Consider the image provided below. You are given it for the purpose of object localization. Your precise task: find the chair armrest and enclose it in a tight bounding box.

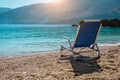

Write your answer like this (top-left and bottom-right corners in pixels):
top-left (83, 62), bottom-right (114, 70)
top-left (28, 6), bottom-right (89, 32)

top-left (63, 36), bottom-right (72, 49)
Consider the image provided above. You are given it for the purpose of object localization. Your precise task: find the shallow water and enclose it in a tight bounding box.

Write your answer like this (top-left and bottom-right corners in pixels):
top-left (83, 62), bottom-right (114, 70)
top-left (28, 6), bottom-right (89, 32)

top-left (0, 24), bottom-right (120, 56)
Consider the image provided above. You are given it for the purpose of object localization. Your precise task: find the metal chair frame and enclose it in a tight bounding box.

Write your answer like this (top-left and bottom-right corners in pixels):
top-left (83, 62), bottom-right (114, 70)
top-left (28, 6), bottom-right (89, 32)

top-left (60, 20), bottom-right (102, 61)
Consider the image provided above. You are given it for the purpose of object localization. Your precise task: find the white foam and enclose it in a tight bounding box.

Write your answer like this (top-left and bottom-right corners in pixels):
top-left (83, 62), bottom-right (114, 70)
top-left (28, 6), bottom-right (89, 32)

top-left (98, 43), bottom-right (120, 46)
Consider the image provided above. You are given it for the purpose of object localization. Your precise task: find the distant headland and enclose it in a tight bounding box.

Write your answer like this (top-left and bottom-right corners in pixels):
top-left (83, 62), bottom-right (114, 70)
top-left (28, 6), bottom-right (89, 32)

top-left (101, 19), bottom-right (120, 27)
top-left (74, 19), bottom-right (120, 27)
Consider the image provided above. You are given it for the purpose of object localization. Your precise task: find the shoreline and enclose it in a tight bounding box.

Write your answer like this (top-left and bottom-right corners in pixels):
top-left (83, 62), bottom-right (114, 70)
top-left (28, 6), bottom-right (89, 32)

top-left (0, 45), bottom-right (120, 59)
top-left (0, 46), bottom-right (120, 80)
top-left (0, 50), bottom-right (60, 59)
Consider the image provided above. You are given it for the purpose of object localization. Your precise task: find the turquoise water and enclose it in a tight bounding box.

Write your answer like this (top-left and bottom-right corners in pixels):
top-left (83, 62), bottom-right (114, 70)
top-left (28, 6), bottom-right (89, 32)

top-left (0, 24), bottom-right (120, 57)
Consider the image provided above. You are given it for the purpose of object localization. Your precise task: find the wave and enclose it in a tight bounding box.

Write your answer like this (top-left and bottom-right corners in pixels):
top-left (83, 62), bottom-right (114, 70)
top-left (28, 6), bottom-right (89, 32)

top-left (99, 43), bottom-right (120, 46)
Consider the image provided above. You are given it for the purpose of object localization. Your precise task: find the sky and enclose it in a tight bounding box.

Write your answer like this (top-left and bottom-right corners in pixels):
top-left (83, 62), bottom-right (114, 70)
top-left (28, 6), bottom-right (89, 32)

top-left (0, 0), bottom-right (56, 8)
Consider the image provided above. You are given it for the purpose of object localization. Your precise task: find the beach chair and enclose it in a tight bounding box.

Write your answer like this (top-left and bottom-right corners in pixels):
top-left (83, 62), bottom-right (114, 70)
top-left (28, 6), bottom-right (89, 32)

top-left (60, 20), bottom-right (102, 62)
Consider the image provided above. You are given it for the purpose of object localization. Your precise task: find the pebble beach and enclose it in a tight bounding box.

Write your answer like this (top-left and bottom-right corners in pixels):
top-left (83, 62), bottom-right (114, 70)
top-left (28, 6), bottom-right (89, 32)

top-left (0, 46), bottom-right (120, 80)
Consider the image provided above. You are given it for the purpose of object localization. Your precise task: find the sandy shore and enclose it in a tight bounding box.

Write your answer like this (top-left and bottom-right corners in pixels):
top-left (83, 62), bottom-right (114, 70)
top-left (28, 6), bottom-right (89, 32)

top-left (0, 46), bottom-right (120, 80)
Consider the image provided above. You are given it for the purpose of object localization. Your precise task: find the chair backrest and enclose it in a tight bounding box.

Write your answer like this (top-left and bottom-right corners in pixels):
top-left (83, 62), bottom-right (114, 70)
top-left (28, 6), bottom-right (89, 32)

top-left (73, 20), bottom-right (102, 48)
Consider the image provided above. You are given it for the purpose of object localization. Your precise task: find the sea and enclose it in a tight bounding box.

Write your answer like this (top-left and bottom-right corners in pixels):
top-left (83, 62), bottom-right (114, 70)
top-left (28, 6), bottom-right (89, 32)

top-left (0, 24), bottom-right (120, 57)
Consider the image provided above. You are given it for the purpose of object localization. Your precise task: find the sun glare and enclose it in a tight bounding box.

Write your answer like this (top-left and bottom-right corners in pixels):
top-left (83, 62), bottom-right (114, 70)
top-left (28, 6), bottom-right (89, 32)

top-left (45, 0), bottom-right (58, 3)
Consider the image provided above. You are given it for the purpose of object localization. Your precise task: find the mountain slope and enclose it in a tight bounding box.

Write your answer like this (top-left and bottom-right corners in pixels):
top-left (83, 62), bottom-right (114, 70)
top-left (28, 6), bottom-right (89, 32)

top-left (0, 0), bottom-right (120, 24)
top-left (0, 7), bottom-right (12, 14)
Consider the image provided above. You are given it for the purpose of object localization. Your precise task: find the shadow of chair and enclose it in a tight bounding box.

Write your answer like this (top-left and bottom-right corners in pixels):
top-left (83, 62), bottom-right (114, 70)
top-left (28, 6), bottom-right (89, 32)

top-left (59, 56), bottom-right (102, 76)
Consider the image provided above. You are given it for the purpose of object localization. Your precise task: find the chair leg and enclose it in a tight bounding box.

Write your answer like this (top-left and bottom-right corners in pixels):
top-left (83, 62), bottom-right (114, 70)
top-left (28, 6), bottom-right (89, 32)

top-left (71, 50), bottom-right (77, 60)
top-left (57, 46), bottom-right (64, 63)
top-left (75, 44), bottom-right (101, 62)
top-left (60, 46), bottom-right (64, 57)
top-left (95, 44), bottom-right (100, 58)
